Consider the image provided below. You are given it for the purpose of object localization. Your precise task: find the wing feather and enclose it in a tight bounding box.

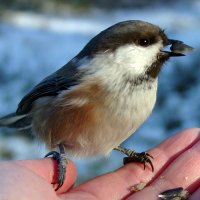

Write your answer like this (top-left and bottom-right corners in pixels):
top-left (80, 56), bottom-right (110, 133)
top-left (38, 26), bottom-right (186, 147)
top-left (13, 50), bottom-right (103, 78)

top-left (16, 61), bottom-right (82, 114)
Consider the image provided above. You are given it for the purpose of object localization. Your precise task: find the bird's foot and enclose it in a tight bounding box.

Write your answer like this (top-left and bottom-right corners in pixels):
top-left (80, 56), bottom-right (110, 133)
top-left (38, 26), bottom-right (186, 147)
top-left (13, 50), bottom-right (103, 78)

top-left (45, 143), bottom-right (68, 191)
top-left (158, 187), bottom-right (189, 200)
top-left (114, 146), bottom-right (154, 172)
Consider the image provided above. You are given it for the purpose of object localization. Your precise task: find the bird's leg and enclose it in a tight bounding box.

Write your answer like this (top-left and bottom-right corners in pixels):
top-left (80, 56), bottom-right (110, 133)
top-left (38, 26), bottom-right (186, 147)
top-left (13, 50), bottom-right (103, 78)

top-left (114, 146), bottom-right (154, 172)
top-left (114, 147), bottom-right (189, 199)
top-left (45, 143), bottom-right (68, 191)
top-left (158, 187), bottom-right (189, 200)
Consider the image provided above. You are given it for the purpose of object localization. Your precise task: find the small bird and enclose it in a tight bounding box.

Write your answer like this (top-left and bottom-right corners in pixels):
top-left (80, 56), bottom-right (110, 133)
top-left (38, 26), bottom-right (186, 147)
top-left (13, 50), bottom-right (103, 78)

top-left (0, 20), bottom-right (194, 194)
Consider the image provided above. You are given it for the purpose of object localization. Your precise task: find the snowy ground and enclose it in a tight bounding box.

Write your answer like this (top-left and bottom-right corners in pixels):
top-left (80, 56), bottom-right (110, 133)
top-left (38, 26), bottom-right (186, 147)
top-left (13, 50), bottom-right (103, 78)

top-left (0, 3), bottom-right (200, 181)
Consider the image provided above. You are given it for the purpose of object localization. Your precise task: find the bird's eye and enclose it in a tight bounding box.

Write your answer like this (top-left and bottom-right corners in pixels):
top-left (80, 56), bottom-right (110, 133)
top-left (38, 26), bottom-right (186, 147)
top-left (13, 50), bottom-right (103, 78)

top-left (139, 39), bottom-right (150, 47)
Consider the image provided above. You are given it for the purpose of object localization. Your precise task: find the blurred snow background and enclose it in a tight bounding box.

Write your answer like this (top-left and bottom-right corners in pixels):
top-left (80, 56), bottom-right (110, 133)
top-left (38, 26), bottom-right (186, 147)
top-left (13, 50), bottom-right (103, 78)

top-left (0, 0), bottom-right (200, 183)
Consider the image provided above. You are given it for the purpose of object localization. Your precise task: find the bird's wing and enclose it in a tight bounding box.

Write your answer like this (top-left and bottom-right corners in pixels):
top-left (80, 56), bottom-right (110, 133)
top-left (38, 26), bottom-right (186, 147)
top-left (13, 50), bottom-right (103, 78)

top-left (16, 62), bottom-right (82, 115)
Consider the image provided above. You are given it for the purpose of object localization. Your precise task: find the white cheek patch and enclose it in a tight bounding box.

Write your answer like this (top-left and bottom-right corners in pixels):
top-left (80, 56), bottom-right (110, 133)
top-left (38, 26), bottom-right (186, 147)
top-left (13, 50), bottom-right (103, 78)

top-left (77, 42), bottom-right (162, 93)
top-left (79, 42), bottom-right (162, 75)
top-left (113, 42), bottom-right (163, 75)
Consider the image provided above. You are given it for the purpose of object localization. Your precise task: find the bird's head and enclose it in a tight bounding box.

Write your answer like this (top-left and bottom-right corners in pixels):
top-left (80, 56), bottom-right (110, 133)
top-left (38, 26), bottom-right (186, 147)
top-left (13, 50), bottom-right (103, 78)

top-left (75, 20), bottom-right (194, 86)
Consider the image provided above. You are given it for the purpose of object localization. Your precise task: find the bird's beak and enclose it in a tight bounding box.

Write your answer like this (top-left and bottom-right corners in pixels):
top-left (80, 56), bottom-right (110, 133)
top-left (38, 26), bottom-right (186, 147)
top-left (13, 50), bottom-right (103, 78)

top-left (162, 39), bottom-right (195, 57)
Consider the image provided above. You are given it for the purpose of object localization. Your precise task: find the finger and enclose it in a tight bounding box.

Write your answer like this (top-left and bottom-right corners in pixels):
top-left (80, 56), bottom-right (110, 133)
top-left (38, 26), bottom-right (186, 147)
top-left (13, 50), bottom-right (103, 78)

top-left (127, 129), bottom-right (200, 200)
top-left (15, 158), bottom-right (77, 194)
top-left (63, 128), bottom-right (200, 200)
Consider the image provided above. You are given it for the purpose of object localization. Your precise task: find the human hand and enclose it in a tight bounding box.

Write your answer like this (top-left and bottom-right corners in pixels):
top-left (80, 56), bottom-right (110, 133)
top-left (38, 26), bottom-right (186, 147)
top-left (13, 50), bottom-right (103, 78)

top-left (0, 128), bottom-right (199, 200)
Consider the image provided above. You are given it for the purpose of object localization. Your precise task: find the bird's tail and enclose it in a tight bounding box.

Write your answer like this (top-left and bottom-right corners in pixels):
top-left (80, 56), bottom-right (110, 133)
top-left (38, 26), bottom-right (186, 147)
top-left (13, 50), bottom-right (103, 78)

top-left (0, 113), bottom-right (32, 130)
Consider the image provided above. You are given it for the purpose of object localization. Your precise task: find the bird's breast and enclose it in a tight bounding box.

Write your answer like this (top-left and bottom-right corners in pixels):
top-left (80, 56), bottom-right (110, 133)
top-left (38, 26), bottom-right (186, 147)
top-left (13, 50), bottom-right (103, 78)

top-left (105, 79), bottom-right (158, 136)
top-left (32, 78), bottom-right (157, 157)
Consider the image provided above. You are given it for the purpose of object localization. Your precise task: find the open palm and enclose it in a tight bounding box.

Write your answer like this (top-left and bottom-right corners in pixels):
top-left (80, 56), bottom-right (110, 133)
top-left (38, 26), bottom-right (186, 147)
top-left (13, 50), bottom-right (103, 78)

top-left (0, 128), bottom-right (199, 200)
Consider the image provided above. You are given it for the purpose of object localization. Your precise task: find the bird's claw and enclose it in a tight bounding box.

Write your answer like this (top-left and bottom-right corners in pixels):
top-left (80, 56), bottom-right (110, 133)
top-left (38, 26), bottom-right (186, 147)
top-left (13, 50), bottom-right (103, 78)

top-left (123, 151), bottom-right (154, 172)
top-left (45, 150), bottom-right (67, 191)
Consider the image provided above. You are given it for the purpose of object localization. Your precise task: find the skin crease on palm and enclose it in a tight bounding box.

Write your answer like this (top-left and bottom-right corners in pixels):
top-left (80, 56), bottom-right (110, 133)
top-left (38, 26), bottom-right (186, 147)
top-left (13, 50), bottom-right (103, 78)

top-left (0, 128), bottom-right (199, 200)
